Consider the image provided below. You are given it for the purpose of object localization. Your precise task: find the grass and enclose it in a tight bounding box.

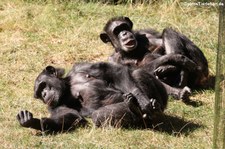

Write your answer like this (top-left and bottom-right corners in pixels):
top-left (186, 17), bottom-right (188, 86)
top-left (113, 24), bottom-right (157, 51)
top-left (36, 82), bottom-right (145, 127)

top-left (0, 0), bottom-right (219, 148)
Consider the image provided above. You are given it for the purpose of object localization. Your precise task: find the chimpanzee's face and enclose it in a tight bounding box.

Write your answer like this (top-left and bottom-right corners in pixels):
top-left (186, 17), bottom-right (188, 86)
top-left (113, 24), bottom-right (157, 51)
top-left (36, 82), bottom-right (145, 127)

top-left (112, 21), bottom-right (137, 52)
top-left (100, 17), bottom-right (137, 52)
top-left (34, 66), bottom-right (66, 108)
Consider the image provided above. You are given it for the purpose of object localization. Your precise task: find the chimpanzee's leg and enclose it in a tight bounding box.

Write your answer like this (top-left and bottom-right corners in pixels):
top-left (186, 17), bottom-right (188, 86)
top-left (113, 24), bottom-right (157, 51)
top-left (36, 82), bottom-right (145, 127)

top-left (91, 93), bottom-right (143, 128)
top-left (131, 68), bottom-right (168, 113)
top-left (161, 82), bottom-right (191, 101)
top-left (162, 28), bottom-right (209, 86)
top-left (162, 28), bottom-right (185, 55)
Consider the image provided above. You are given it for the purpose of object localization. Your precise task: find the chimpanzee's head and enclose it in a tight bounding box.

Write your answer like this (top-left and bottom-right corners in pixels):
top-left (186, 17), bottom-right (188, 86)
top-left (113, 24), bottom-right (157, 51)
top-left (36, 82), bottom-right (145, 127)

top-left (34, 66), bottom-right (66, 108)
top-left (100, 16), bottom-right (137, 52)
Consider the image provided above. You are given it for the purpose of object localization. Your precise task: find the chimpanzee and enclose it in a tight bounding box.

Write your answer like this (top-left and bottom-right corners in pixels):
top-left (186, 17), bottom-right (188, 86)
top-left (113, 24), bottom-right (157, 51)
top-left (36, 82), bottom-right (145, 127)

top-left (17, 62), bottom-right (168, 132)
top-left (100, 16), bottom-right (209, 90)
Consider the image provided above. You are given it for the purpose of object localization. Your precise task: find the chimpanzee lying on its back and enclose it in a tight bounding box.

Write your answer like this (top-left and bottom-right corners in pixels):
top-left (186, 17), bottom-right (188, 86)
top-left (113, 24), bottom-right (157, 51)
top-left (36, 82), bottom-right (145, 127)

top-left (17, 62), bottom-right (168, 132)
top-left (100, 16), bottom-right (209, 94)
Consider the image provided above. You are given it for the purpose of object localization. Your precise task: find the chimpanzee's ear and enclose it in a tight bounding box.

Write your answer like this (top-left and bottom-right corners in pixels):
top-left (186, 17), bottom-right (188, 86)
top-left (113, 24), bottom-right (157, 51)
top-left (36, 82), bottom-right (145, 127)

top-left (124, 17), bottom-right (133, 29)
top-left (45, 66), bottom-right (56, 75)
top-left (55, 68), bottom-right (65, 78)
top-left (100, 32), bottom-right (111, 43)
top-left (45, 66), bottom-right (65, 78)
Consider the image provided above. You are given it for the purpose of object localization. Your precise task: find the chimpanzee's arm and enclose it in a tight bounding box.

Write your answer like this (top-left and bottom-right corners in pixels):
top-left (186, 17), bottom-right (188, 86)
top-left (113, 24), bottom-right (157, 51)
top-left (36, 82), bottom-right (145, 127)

top-left (16, 107), bottom-right (87, 132)
top-left (144, 54), bottom-right (197, 73)
top-left (154, 65), bottom-right (178, 77)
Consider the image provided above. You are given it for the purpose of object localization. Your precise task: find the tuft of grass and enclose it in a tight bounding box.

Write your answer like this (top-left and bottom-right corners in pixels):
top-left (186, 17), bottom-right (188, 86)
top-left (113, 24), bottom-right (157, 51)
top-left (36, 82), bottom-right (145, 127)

top-left (0, 0), bottom-right (218, 148)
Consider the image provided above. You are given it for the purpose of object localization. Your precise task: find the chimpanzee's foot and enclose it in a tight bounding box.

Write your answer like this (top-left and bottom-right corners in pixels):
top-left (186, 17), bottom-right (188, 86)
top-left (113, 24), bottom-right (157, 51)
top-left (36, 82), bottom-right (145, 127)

top-left (149, 98), bottom-right (161, 111)
top-left (123, 93), bottom-right (161, 120)
top-left (142, 98), bottom-right (161, 120)
top-left (179, 86), bottom-right (191, 101)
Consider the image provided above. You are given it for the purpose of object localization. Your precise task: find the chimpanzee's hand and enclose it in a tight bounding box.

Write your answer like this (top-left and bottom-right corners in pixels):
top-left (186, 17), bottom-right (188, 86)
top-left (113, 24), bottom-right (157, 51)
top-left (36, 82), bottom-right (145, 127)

top-left (16, 110), bottom-right (35, 128)
top-left (154, 65), bottom-right (177, 77)
top-left (123, 93), bottom-right (136, 103)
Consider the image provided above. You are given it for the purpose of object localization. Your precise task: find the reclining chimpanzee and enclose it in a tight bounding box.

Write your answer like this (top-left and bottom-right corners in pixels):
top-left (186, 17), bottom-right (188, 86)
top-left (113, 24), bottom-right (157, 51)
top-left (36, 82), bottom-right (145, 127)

top-left (100, 16), bottom-right (209, 93)
top-left (17, 62), bottom-right (168, 132)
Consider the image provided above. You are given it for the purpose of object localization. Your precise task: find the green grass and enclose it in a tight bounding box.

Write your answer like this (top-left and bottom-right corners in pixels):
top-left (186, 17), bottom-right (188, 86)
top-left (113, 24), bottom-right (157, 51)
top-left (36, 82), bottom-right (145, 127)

top-left (0, 0), bottom-right (218, 148)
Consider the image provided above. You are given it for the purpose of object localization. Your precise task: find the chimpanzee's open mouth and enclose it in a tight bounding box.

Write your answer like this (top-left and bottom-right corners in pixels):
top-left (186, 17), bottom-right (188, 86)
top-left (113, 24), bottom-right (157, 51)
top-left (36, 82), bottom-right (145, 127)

top-left (46, 96), bottom-right (56, 107)
top-left (125, 39), bottom-right (136, 47)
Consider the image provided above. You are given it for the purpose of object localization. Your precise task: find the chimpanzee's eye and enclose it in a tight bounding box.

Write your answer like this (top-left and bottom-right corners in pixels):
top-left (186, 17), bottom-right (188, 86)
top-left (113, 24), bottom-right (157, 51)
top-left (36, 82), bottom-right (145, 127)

top-left (36, 82), bottom-right (47, 98)
top-left (113, 24), bottom-right (131, 36)
top-left (113, 27), bottom-right (120, 36)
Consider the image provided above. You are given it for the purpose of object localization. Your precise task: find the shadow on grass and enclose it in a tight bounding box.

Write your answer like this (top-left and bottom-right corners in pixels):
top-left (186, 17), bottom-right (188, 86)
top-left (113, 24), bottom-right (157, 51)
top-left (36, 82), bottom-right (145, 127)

top-left (183, 98), bottom-right (203, 107)
top-left (193, 75), bottom-right (216, 91)
top-left (152, 114), bottom-right (204, 137)
top-left (202, 75), bottom-right (216, 90)
top-left (33, 115), bottom-right (203, 137)
top-left (182, 75), bottom-right (217, 107)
